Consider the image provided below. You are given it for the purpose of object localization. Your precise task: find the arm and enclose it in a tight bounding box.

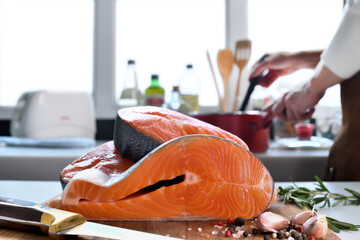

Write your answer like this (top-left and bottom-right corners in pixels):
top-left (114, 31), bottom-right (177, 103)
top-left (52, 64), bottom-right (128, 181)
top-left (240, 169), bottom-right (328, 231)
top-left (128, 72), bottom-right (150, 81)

top-left (260, 0), bottom-right (360, 123)
top-left (263, 61), bottom-right (343, 122)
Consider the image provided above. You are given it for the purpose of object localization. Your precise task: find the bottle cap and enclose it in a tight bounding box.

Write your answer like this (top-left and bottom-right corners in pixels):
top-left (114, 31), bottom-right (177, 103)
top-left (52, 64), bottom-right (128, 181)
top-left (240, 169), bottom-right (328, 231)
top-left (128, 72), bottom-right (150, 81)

top-left (151, 74), bottom-right (159, 80)
top-left (186, 64), bottom-right (193, 69)
top-left (128, 60), bottom-right (135, 65)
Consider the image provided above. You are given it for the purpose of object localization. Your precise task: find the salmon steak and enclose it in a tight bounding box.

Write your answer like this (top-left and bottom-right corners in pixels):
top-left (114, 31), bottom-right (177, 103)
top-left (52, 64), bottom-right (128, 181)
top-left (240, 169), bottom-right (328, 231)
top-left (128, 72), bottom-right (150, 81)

top-left (114, 106), bottom-right (248, 162)
top-left (60, 107), bottom-right (249, 187)
top-left (48, 135), bottom-right (274, 220)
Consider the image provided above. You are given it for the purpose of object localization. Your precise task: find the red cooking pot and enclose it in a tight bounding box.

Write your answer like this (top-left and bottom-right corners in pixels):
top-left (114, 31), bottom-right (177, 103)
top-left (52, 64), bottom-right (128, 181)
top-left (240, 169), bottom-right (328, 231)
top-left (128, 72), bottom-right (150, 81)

top-left (193, 111), bottom-right (270, 153)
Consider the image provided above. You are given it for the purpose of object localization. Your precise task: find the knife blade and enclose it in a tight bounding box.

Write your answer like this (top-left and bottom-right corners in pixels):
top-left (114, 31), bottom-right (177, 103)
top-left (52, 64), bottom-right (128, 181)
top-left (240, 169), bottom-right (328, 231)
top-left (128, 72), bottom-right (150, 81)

top-left (0, 196), bottom-right (181, 240)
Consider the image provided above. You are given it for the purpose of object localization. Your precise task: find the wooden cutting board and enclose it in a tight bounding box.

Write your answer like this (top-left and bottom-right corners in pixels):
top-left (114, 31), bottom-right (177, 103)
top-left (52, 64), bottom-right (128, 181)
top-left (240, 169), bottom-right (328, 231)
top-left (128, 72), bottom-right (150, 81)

top-left (0, 200), bottom-right (340, 240)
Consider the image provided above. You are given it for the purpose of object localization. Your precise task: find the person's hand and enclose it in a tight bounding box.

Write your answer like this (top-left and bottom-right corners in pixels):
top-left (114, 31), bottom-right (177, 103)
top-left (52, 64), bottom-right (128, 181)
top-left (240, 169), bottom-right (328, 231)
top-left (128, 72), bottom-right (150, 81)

top-left (262, 81), bottom-right (325, 124)
top-left (249, 51), bottom-right (322, 87)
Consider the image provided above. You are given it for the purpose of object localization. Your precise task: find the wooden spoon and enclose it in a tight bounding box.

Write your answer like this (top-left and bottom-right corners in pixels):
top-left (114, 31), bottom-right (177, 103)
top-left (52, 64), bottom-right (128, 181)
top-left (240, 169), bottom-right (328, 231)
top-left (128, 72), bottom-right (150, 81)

top-left (217, 49), bottom-right (234, 112)
top-left (233, 40), bottom-right (251, 112)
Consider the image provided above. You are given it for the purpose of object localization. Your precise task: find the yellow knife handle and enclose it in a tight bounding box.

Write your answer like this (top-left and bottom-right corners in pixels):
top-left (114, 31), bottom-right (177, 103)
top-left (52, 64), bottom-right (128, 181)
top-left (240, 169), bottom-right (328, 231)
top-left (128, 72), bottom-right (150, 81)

top-left (0, 196), bottom-right (86, 239)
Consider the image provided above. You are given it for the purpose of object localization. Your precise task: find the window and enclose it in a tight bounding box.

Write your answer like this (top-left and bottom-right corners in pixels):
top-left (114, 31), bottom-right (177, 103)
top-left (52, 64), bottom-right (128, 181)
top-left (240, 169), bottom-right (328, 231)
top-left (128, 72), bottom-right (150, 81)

top-left (116, 0), bottom-right (226, 107)
top-left (0, 0), bottom-right (345, 120)
top-left (248, 0), bottom-right (343, 107)
top-left (0, 0), bottom-right (94, 107)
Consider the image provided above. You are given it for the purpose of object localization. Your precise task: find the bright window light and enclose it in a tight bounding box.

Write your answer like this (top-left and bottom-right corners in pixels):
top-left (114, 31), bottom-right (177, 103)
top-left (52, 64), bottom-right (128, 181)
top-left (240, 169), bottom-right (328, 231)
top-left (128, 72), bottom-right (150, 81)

top-left (116, 0), bottom-right (225, 107)
top-left (248, 0), bottom-right (343, 107)
top-left (0, 0), bottom-right (94, 106)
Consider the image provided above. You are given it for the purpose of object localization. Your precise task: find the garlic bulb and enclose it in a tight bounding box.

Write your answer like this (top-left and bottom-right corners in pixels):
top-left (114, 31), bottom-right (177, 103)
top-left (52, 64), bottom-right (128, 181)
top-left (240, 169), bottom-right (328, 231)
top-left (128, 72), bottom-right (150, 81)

top-left (303, 214), bottom-right (328, 238)
top-left (256, 212), bottom-right (289, 233)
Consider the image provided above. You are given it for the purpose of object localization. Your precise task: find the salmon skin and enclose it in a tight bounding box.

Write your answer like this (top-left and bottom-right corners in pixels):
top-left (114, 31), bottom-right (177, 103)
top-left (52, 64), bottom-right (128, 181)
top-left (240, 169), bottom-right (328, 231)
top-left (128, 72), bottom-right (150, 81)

top-left (114, 106), bottom-right (248, 162)
top-left (49, 135), bottom-right (274, 220)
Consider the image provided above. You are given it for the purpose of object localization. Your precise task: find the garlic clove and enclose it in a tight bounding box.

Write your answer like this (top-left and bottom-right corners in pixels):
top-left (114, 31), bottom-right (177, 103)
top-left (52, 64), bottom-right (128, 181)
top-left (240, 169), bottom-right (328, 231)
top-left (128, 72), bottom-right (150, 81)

top-left (256, 212), bottom-right (289, 233)
top-left (292, 210), bottom-right (317, 225)
top-left (303, 214), bottom-right (328, 238)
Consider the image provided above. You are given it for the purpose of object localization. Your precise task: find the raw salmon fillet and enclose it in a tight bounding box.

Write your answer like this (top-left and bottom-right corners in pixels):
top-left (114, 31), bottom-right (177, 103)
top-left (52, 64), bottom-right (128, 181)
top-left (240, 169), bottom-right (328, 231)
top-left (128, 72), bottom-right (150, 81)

top-left (49, 135), bottom-right (274, 220)
top-left (60, 141), bottom-right (134, 188)
top-left (114, 106), bottom-right (248, 162)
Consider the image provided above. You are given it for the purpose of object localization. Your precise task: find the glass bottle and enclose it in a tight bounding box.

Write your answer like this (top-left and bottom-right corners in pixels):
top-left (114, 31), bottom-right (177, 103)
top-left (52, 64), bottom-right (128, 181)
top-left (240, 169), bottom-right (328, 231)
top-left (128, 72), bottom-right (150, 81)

top-left (179, 64), bottom-right (201, 114)
top-left (118, 60), bottom-right (143, 109)
top-left (145, 74), bottom-right (165, 107)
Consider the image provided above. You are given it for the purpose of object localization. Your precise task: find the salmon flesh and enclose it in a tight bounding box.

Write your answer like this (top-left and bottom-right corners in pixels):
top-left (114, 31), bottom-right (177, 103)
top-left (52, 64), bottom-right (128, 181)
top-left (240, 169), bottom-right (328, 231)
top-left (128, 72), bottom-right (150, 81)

top-left (49, 135), bottom-right (274, 220)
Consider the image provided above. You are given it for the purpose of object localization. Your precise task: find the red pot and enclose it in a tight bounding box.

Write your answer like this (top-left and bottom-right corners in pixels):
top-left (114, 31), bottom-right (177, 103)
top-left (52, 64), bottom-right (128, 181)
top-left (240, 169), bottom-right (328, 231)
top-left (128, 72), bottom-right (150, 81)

top-left (193, 111), bottom-right (270, 153)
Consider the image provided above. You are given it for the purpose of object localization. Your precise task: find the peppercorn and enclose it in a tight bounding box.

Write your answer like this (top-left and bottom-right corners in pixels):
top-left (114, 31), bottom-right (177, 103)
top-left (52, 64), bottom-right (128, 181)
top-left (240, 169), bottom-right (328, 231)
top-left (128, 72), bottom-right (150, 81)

top-left (264, 235), bottom-right (271, 240)
top-left (225, 229), bottom-right (231, 237)
top-left (243, 231), bottom-right (249, 237)
top-left (217, 220), bottom-right (224, 226)
top-left (252, 228), bottom-right (259, 235)
top-left (298, 225), bottom-right (304, 232)
top-left (271, 232), bottom-right (277, 238)
top-left (285, 231), bottom-right (290, 237)
top-left (308, 236), bottom-right (315, 240)
top-left (228, 225), bottom-right (236, 233)
top-left (295, 235), bottom-right (303, 240)
top-left (276, 232), bottom-right (281, 238)
top-left (227, 218), bottom-right (234, 225)
top-left (233, 217), bottom-right (245, 226)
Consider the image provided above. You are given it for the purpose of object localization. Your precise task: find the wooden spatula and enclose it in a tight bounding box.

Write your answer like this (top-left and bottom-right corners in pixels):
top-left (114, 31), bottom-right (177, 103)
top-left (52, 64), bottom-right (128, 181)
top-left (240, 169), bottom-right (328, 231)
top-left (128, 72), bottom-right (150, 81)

top-left (233, 40), bottom-right (251, 112)
top-left (217, 49), bottom-right (234, 112)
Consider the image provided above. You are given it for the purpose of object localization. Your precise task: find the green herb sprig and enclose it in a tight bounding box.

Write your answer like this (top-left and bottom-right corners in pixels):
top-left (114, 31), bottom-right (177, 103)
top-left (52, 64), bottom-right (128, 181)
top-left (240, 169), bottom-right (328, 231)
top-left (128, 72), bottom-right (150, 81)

top-left (277, 176), bottom-right (360, 233)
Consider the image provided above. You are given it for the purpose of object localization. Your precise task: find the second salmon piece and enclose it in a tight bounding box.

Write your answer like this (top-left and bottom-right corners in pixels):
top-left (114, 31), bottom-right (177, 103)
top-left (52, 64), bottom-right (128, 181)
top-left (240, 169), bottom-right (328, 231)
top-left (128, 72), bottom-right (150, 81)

top-left (114, 106), bottom-right (249, 162)
top-left (48, 135), bottom-right (274, 220)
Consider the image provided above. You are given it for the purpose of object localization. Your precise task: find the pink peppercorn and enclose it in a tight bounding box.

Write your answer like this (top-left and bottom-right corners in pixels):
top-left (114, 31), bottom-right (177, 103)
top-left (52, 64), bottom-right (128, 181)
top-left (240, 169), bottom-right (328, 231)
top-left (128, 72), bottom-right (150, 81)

top-left (225, 230), bottom-right (231, 237)
top-left (217, 220), bottom-right (224, 226)
top-left (227, 218), bottom-right (234, 225)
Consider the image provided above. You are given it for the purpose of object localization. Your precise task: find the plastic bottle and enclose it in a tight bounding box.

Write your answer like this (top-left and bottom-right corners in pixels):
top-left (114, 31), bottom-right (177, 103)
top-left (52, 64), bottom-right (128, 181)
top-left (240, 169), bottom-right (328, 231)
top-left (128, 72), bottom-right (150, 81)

top-left (179, 64), bottom-right (201, 114)
top-left (145, 74), bottom-right (165, 107)
top-left (168, 86), bottom-right (181, 111)
top-left (118, 60), bottom-right (143, 109)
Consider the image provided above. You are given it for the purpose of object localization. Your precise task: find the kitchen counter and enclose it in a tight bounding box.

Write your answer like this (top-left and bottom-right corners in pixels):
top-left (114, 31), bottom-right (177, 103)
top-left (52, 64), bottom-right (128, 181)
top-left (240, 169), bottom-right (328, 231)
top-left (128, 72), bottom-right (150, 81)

top-left (0, 141), bottom-right (329, 181)
top-left (0, 180), bottom-right (358, 239)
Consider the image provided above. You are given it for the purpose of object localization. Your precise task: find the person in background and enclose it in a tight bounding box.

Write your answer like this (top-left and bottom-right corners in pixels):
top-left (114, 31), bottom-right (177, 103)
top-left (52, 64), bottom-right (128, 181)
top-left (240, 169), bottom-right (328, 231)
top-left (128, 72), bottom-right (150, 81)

top-left (249, 0), bottom-right (360, 181)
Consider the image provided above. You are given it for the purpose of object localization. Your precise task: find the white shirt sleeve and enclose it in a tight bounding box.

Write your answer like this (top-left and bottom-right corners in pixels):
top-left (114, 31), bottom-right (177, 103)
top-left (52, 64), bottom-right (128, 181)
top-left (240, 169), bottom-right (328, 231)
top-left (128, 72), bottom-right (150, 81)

top-left (321, 0), bottom-right (360, 79)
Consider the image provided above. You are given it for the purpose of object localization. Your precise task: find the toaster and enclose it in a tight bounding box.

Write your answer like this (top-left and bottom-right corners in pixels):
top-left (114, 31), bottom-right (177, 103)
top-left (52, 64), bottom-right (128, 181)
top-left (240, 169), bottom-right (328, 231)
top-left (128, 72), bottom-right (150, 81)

top-left (10, 90), bottom-right (96, 139)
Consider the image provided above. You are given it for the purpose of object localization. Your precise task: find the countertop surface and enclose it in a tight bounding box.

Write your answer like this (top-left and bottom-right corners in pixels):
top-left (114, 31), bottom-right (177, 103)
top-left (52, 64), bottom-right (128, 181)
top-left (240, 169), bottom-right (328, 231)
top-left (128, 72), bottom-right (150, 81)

top-left (0, 180), bottom-right (359, 239)
top-left (0, 140), bottom-right (329, 158)
top-left (0, 141), bottom-right (330, 181)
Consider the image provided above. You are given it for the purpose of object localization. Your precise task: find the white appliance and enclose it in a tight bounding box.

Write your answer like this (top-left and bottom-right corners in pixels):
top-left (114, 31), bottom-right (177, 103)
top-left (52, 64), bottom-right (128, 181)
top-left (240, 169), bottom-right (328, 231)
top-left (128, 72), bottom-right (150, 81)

top-left (10, 90), bottom-right (96, 139)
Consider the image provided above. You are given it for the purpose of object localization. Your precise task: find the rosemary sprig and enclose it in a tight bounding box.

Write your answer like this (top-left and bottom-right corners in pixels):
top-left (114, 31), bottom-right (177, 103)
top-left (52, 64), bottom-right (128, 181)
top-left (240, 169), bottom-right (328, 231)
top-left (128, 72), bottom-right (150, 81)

top-left (327, 217), bottom-right (360, 233)
top-left (277, 176), bottom-right (360, 232)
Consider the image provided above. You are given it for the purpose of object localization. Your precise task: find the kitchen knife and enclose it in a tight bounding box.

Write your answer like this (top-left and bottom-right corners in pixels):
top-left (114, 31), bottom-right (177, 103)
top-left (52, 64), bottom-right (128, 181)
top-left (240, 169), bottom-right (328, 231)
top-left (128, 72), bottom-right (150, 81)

top-left (0, 196), bottom-right (181, 240)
